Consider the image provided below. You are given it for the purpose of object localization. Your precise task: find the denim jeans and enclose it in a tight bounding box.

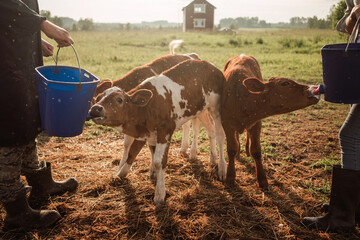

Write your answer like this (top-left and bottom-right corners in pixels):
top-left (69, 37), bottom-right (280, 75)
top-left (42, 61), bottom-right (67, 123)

top-left (340, 104), bottom-right (360, 170)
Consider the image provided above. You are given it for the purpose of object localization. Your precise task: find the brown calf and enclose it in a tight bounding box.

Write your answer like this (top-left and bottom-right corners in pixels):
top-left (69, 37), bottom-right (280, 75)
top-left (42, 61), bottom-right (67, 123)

top-left (221, 55), bottom-right (319, 188)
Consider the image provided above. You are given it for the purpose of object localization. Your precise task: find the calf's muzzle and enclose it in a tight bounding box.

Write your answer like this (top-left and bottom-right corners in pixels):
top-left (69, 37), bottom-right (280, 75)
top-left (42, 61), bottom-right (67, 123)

top-left (89, 105), bottom-right (106, 124)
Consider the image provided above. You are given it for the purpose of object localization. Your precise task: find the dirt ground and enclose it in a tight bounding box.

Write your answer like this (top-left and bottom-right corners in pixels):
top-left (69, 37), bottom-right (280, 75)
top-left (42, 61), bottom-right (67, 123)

top-left (1, 101), bottom-right (359, 239)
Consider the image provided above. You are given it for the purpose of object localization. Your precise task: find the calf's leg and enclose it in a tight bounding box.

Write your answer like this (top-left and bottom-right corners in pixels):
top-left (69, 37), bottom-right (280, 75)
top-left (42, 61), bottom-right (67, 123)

top-left (118, 135), bottom-right (134, 169)
top-left (247, 121), bottom-right (268, 189)
top-left (117, 138), bottom-right (146, 177)
top-left (245, 131), bottom-right (250, 157)
top-left (180, 121), bottom-right (191, 157)
top-left (208, 106), bottom-right (226, 181)
top-left (223, 126), bottom-right (239, 185)
top-left (149, 144), bottom-right (156, 179)
top-left (152, 140), bottom-right (170, 205)
top-left (198, 111), bottom-right (217, 165)
top-left (189, 117), bottom-right (201, 160)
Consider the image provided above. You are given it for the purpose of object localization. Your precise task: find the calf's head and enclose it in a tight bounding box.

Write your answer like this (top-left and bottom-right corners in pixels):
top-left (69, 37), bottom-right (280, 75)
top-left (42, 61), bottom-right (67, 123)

top-left (92, 79), bottom-right (114, 105)
top-left (89, 87), bottom-right (153, 127)
top-left (244, 77), bottom-right (319, 115)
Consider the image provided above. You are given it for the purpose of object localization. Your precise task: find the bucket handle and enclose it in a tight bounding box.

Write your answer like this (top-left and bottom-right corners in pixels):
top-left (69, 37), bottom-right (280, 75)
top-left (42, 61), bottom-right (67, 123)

top-left (345, 17), bottom-right (360, 52)
top-left (52, 44), bottom-right (82, 86)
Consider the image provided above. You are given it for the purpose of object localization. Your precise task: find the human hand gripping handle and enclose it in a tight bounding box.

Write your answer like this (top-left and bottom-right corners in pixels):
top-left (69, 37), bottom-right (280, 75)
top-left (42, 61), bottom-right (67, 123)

top-left (40, 20), bottom-right (74, 48)
top-left (41, 39), bottom-right (54, 57)
top-left (346, 5), bottom-right (360, 34)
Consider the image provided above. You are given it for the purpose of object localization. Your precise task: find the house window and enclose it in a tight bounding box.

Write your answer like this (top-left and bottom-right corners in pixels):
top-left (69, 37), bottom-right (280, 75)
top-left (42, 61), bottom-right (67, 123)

top-left (194, 18), bottom-right (206, 28)
top-left (194, 4), bottom-right (206, 13)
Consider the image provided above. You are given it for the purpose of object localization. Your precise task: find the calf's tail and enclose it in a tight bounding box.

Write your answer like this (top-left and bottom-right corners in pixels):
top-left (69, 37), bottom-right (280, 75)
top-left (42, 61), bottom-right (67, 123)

top-left (169, 40), bottom-right (184, 54)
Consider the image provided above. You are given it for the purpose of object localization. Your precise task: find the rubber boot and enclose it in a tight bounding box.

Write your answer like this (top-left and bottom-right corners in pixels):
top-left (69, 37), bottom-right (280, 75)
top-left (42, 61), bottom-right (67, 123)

top-left (3, 187), bottom-right (60, 230)
top-left (302, 165), bottom-right (360, 232)
top-left (23, 161), bottom-right (78, 203)
top-left (321, 203), bottom-right (360, 223)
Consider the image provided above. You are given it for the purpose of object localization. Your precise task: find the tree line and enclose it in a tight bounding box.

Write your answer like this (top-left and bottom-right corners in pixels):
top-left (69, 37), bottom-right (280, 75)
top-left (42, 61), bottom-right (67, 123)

top-left (40, 10), bottom-right (95, 31)
top-left (219, 0), bottom-right (346, 29)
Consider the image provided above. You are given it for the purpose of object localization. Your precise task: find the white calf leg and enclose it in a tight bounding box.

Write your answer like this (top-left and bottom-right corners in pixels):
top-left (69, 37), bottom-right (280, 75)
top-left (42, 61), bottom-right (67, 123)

top-left (180, 120), bottom-right (191, 156)
top-left (198, 111), bottom-right (217, 165)
top-left (152, 142), bottom-right (169, 205)
top-left (117, 134), bottom-right (135, 177)
top-left (189, 117), bottom-right (201, 160)
top-left (208, 103), bottom-right (226, 181)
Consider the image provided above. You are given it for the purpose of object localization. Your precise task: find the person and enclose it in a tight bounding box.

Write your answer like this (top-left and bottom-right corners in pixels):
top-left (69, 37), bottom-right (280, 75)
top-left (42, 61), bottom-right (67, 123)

top-left (302, 0), bottom-right (360, 232)
top-left (0, 0), bottom-right (78, 230)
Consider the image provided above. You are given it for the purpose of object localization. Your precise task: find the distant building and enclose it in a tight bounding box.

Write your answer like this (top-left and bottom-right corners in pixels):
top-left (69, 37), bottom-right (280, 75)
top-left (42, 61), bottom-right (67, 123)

top-left (182, 0), bottom-right (216, 32)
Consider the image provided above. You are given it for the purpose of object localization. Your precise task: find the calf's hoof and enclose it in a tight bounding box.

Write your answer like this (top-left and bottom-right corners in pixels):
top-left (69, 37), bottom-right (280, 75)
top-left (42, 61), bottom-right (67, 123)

top-left (154, 196), bottom-right (165, 206)
top-left (258, 180), bottom-right (269, 190)
top-left (116, 163), bottom-right (131, 178)
top-left (218, 169), bottom-right (227, 182)
top-left (189, 154), bottom-right (197, 160)
top-left (180, 151), bottom-right (189, 158)
top-left (209, 154), bottom-right (217, 165)
top-left (225, 176), bottom-right (235, 186)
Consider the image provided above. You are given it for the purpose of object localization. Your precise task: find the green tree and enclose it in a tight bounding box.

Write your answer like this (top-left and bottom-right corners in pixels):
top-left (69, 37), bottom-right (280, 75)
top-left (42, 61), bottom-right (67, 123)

top-left (329, 0), bottom-right (346, 29)
top-left (78, 18), bottom-right (94, 31)
top-left (72, 23), bottom-right (78, 31)
top-left (126, 23), bottom-right (131, 31)
top-left (40, 10), bottom-right (63, 28)
top-left (51, 16), bottom-right (63, 28)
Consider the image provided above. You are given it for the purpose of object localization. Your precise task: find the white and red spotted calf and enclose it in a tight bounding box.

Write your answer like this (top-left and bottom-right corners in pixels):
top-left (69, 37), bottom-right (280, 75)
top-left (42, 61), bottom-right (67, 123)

top-left (90, 60), bottom-right (226, 205)
top-left (221, 55), bottom-right (319, 188)
top-left (93, 44), bottom-right (217, 177)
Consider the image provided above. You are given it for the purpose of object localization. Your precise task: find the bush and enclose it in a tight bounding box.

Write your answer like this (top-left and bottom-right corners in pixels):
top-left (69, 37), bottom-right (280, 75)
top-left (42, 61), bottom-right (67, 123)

top-left (256, 38), bottom-right (264, 44)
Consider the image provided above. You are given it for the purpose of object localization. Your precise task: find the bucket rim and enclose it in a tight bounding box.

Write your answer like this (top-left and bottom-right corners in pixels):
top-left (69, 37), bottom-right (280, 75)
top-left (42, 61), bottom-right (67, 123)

top-left (321, 43), bottom-right (360, 51)
top-left (35, 65), bottom-right (100, 86)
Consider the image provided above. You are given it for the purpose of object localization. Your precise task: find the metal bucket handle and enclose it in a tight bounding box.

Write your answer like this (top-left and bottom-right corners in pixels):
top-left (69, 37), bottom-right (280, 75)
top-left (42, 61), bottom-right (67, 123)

top-left (52, 44), bottom-right (82, 86)
top-left (345, 17), bottom-right (360, 52)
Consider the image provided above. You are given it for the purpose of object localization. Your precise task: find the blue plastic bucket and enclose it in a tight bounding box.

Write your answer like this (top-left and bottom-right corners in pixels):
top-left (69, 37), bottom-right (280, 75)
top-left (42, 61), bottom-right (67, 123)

top-left (35, 47), bottom-right (99, 137)
top-left (321, 43), bottom-right (360, 104)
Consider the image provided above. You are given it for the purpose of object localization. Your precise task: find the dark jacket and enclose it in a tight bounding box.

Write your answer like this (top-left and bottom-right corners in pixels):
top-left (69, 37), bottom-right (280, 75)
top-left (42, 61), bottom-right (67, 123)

top-left (0, 0), bottom-right (46, 147)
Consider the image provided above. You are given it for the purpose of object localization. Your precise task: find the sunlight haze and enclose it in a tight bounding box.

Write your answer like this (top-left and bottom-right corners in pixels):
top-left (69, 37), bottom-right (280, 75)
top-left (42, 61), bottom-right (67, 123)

top-left (37, 0), bottom-right (340, 24)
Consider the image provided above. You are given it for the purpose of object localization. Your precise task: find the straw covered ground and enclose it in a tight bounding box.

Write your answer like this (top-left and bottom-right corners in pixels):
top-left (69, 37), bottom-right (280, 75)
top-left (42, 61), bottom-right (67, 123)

top-left (0, 100), bottom-right (359, 239)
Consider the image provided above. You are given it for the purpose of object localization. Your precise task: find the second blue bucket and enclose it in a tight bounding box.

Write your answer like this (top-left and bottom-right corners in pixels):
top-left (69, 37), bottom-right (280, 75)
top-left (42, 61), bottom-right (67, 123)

top-left (35, 46), bottom-right (99, 137)
top-left (322, 43), bottom-right (360, 104)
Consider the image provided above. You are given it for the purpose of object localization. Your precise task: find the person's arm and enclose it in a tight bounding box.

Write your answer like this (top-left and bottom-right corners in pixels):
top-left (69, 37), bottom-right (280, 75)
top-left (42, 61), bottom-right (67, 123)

top-left (0, 0), bottom-right (45, 35)
top-left (40, 20), bottom-right (74, 47)
top-left (0, 0), bottom-right (74, 48)
top-left (336, 0), bottom-right (360, 34)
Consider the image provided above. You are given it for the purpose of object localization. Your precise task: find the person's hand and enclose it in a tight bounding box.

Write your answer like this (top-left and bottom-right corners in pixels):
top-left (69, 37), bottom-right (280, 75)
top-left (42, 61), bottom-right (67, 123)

top-left (346, 5), bottom-right (360, 34)
top-left (41, 39), bottom-right (54, 57)
top-left (350, 5), bottom-right (360, 22)
top-left (40, 20), bottom-right (74, 47)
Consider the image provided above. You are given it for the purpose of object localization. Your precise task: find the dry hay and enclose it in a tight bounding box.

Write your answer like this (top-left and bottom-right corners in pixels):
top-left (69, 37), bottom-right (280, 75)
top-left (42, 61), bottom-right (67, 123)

top-left (1, 102), bottom-right (359, 239)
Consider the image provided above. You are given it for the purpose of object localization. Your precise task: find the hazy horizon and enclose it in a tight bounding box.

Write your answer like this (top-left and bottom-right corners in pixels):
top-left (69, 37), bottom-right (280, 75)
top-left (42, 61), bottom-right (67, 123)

top-left (37, 0), bottom-right (340, 24)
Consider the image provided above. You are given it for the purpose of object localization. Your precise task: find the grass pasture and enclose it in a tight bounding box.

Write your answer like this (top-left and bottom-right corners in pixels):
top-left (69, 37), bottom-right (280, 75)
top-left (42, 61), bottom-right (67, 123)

top-left (1, 29), bottom-right (358, 239)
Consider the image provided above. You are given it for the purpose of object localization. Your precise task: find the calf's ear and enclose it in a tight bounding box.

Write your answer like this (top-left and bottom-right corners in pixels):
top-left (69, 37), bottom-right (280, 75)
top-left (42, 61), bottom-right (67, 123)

top-left (95, 79), bottom-right (113, 95)
top-left (243, 77), bottom-right (265, 93)
top-left (129, 89), bottom-right (153, 107)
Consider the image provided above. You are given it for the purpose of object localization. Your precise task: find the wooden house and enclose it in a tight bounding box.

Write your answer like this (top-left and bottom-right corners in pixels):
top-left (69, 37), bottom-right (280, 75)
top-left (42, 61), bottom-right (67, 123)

top-left (182, 0), bottom-right (216, 32)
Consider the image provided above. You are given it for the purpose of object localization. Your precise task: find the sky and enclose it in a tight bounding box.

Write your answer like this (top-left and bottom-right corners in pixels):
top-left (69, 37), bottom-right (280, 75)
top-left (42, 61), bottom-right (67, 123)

top-left (37, 0), bottom-right (340, 24)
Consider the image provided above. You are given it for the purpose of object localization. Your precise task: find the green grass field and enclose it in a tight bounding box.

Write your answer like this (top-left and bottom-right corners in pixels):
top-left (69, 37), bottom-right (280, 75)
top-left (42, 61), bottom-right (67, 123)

top-left (44, 28), bottom-right (346, 85)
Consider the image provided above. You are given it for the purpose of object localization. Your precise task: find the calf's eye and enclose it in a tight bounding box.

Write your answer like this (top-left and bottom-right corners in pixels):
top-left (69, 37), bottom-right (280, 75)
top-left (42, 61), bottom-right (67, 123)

top-left (281, 82), bottom-right (290, 86)
top-left (117, 98), bottom-right (123, 104)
